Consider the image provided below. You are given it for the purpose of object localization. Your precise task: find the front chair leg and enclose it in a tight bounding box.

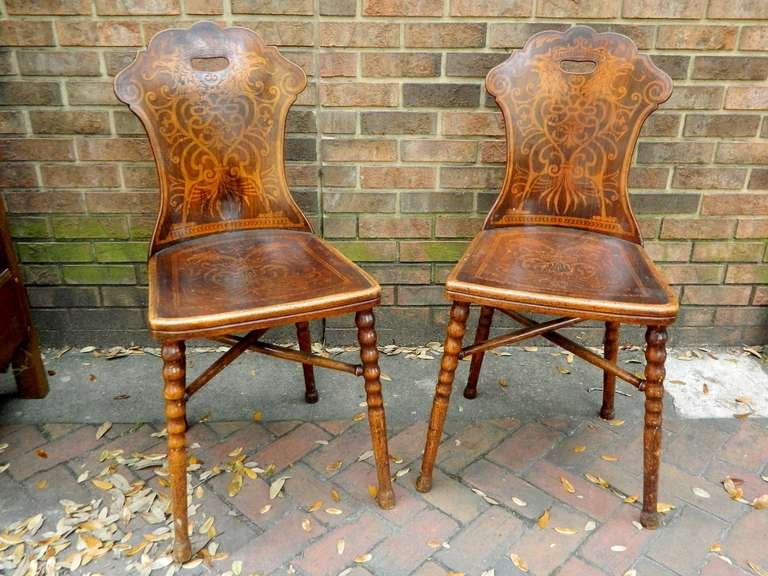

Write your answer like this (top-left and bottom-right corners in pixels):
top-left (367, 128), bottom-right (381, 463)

top-left (296, 322), bottom-right (318, 403)
top-left (162, 340), bottom-right (192, 563)
top-left (641, 326), bottom-right (666, 529)
top-left (463, 306), bottom-right (494, 399)
top-left (600, 321), bottom-right (620, 420)
top-left (355, 309), bottom-right (395, 510)
top-left (416, 301), bottom-right (470, 493)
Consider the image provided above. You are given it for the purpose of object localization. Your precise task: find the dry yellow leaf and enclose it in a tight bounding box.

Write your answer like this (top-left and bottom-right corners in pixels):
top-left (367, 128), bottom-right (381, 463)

top-left (308, 500), bottom-right (323, 512)
top-left (91, 478), bottom-right (113, 490)
top-left (252, 410), bottom-right (263, 422)
top-left (331, 488), bottom-right (342, 502)
top-left (260, 504), bottom-right (271, 514)
top-left (624, 495), bottom-right (638, 504)
top-left (325, 460), bottom-right (343, 473)
top-left (96, 421), bottom-right (112, 439)
top-left (752, 494), bottom-right (768, 510)
top-left (367, 484), bottom-right (378, 499)
top-left (537, 509), bottom-right (550, 529)
top-left (657, 502), bottom-right (675, 514)
top-left (199, 516), bottom-right (214, 535)
top-left (510, 553), bottom-right (529, 572)
top-left (35, 479), bottom-right (48, 490)
top-left (560, 476), bottom-right (576, 494)
top-left (228, 473), bottom-right (243, 498)
top-left (608, 419), bottom-right (625, 427)
top-left (352, 413), bottom-right (366, 422)
top-left (573, 445), bottom-right (587, 453)
top-left (497, 378), bottom-right (508, 388)
top-left (512, 497), bottom-right (527, 507)
top-left (554, 527), bottom-right (578, 535)
top-left (748, 561), bottom-right (768, 576)
top-left (558, 366), bottom-right (571, 374)
top-left (601, 454), bottom-right (619, 462)
top-left (427, 539), bottom-right (443, 549)
top-left (723, 477), bottom-right (744, 501)
top-left (354, 553), bottom-right (372, 563)
top-left (301, 518), bottom-right (311, 532)
top-left (692, 486), bottom-right (711, 499)
top-left (337, 539), bottom-right (345, 555)
top-left (709, 544), bottom-right (722, 553)
top-left (231, 560), bottom-right (243, 575)
top-left (269, 476), bottom-right (290, 500)
top-left (325, 507), bottom-right (343, 515)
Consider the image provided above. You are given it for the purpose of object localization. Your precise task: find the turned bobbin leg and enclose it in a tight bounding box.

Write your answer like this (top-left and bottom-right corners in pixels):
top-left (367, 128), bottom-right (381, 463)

top-left (12, 329), bottom-right (48, 399)
top-left (355, 309), bottom-right (395, 509)
top-left (640, 326), bottom-right (666, 529)
top-left (600, 321), bottom-right (620, 420)
top-left (162, 340), bottom-right (192, 563)
top-left (463, 306), bottom-right (494, 400)
top-left (416, 301), bottom-right (470, 493)
top-left (296, 322), bottom-right (318, 403)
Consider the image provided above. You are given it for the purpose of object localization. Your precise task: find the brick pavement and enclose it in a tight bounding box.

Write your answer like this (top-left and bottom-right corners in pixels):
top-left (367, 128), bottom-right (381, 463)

top-left (1, 413), bottom-right (767, 575)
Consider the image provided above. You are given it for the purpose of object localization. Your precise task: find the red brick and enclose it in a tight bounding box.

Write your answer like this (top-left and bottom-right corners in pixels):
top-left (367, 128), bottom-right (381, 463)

top-left (4, 190), bottom-right (85, 213)
top-left (201, 424), bottom-right (272, 466)
top-left (441, 166), bottom-right (503, 189)
top-left (404, 23), bottom-right (486, 48)
top-left (702, 193), bottom-right (768, 216)
top-left (436, 507), bottom-right (524, 573)
top-left (725, 87), bottom-right (768, 110)
top-left (740, 25), bottom-right (768, 51)
top-left (736, 219), bottom-right (768, 238)
top-left (537, 0), bottom-right (619, 17)
top-left (324, 192), bottom-right (396, 213)
top-left (672, 167), bottom-right (746, 190)
top-left (229, 510), bottom-right (325, 575)
top-left (0, 111), bottom-right (26, 134)
top-left (438, 420), bottom-right (511, 474)
top-left (0, 81), bottom-right (61, 105)
top-left (361, 53), bottom-right (441, 78)
top-left (56, 20), bottom-right (143, 46)
top-left (624, 0), bottom-right (705, 17)
top-left (370, 509), bottom-right (459, 574)
top-left (0, 21), bottom-right (55, 46)
top-left (359, 216), bottom-right (432, 238)
top-left (479, 141), bottom-right (506, 163)
top-left (253, 422), bottom-right (329, 472)
top-left (360, 167), bottom-right (435, 189)
top-left (30, 111), bottom-right (110, 135)
top-left (319, 52), bottom-right (357, 77)
top-left (450, 0), bottom-right (531, 16)
top-left (363, 0), bottom-right (443, 16)
top-left (10, 425), bottom-right (104, 481)
top-left (581, 506), bottom-right (656, 574)
top-left (692, 242), bottom-right (764, 262)
top-left (320, 83), bottom-right (398, 107)
top-left (558, 557), bottom-right (609, 576)
top-left (18, 51), bottom-right (101, 76)
top-left (720, 420), bottom-right (768, 472)
top-left (186, 0), bottom-right (224, 13)
top-left (656, 25), bottom-right (738, 49)
top-left (41, 164), bottom-right (119, 188)
top-left (660, 264), bottom-right (724, 284)
top-left (709, 0), bottom-right (767, 18)
top-left (646, 507), bottom-right (728, 576)
top-left (294, 511), bottom-right (389, 576)
top-left (323, 140), bottom-right (397, 162)
top-left (77, 138), bottom-right (152, 162)
top-left (442, 111), bottom-right (504, 136)
top-left (435, 216), bottom-right (484, 237)
top-left (320, 22), bottom-right (399, 48)
top-left (401, 140), bottom-right (477, 163)
top-left (486, 422), bottom-right (561, 473)
top-left (5, 0), bottom-right (91, 14)
top-left (661, 218), bottom-right (736, 239)
top-left (67, 81), bottom-right (121, 106)
top-left (488, 22), bottom-right (570, 48)
top-left (418, 468), bottom-right (488, 524)
top-left (232, 0), bottom-right (313, 14)
top-left (0, 139), bottom-right (75, 162)
top-left (234, 21), bottom-right (314, 46)
top-left (664, 86), bottom-right (724, 110)
top-left (682, 285), bottom-right (752, 305)
top-left (95, 0), bottom-right (180, 14)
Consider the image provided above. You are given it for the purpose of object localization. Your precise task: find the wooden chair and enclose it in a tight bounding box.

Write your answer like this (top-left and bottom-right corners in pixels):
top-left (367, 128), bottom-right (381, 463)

top-left (114, 22), bottom-right (395, 562)
top-left (416, 26), bottom-right (677, 530)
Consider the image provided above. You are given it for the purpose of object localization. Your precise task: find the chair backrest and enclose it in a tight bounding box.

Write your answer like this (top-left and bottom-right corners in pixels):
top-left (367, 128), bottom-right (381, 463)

top-left (114, 21), bottom-right (312, 256)
top-left (484, 26), bottom-right (672, 244)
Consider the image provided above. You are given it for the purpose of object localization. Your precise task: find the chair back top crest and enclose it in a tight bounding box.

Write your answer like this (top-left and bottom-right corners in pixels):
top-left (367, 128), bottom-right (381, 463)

top-left (485, 26), bottom-right (672, 243)
top-left (114, 21), bottom-right (311, 256)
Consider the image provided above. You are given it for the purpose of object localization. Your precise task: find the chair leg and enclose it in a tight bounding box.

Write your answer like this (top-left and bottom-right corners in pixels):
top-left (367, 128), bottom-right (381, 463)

top-left (12, 329), bottom-right (48, 399)
top-left (355, 309), bottom-right (395, 510)
top-left (463, 305), bottom-right (494, 399)
top-left (640, 326), bottom-right (666, 529)
top-left (162, 340), bottom-right (192, 563)
top-left (296, 322), bottom-right (318, 403)
top-left (416, 301), bottom-right (470, 493)
top-left (600, 321), bottom-right (620, 420)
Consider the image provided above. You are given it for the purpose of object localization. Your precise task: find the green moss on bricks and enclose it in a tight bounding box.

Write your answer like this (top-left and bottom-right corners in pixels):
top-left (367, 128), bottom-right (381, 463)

top-left (400, 241), bottom-right (468, 262)
top-left (94, 241), bottom-right (148, 262)
top-left (9, 217), bottom-right (50, 239)
top-left (17, 242), bottom-right (93, 263)
top-left (331, 241), bottom-right (397, 262)
top-left (63, 265), bottom-right (136, 285)
top-left (52, 216), bottom-right (129, 239)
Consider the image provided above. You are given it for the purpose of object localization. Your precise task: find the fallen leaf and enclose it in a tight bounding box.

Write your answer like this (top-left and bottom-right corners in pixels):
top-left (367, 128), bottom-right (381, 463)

top-left (624, 495), bottom-right (638, 504)
top-left (601, 454), bottom-right (619, 462)
top-left (611, 545), bottom-right (627, 552)
top-left (584, 520), bottom-right (597, 532)
top-left (301, 518), bottom-right (311, 532)
top-left (252, 410), bottom-right (262, 422)
top-left (354, 553), bottom-right (372, 563)
top-left (573, 445), bottom-right (587, 453)
top-left (199, 516), bottom-right (214, 534)
top-left (352, 413), bottom-right (366, 422)
top-left (723, 477), bottom-right (744, 501)
top-left (325, 507), bottom-right (343, 515)
top-left (260, 504), bottom-right (271, 514)
top-left (337, 539), bottom-right (345, 555)
top-left (709, 544), bottom-right (722, 553)
top-left (751, 494), bottom-right (768, 510)
top-left (554, 527), bottom-right (578, 535)
top-left (537, 509), bottom-right (550, 529)
top-left (308, 500), bottom-right (323, 512)
top-left (367, 484), bottom-right (378, 499)
top-left (692, 486), bottom-right (711, 499)
top-left (91, 478), bottom-right (113, 490)
top-left (623, 571), bottom-right (637, 576)
top-left (228, 473), bottom-right (243, 498)
top-left (395, 467), bottom-right (410, 478)
top-left (35, 479), bottom-right (48, 490)
top-left (96, 421), bottom-right (112, 439)
top-left (748, 561), bottom-right (768, 576)
top-left (36, 448), bottom-right (48, 458)
top-left (269, 476), bottom-right (290, 500)
top-left (497, 378), bottom-right (508, 388)
top-left (657, 502), bottom-right (675, 514)
top-left (325, 460), bottom-right (343, 473)
top-left (512, 497), bottom-right (527, 507)
top-left (703, 383), bottom-right (710, 394)
top-left (560, 476), bottom-right (576, 494)
top-left (231, 560), bottom-right (243, 575)
top-left (331, 488), bottom-right (342, 502)
top-left (608, 419), bottom-right (625, 427)
top-left (358, 450), bottom-right (374, 462)
top-left (510, 553), bottom-right (529, 572)
top-left (558, 366), bottom-right (571, 375)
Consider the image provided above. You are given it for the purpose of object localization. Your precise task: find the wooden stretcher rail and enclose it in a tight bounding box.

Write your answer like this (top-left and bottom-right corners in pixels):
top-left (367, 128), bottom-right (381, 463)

top-left (500, 310), bottom-right (646, 390)
top-left (458, 316), bottom-right (583, 358)
top-left (214, 334), bottom-right (363, 377)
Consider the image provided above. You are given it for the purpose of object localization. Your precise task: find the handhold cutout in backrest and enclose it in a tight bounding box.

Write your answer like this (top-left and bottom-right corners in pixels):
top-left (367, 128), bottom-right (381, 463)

top-left (484, 26), bottom-right (672, 243)
top-left (114, 22), bottom-right (311, 255)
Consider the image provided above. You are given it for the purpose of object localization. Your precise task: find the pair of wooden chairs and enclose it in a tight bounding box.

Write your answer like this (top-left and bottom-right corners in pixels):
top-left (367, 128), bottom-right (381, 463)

top-left (115, 22), bottom-right (677, 562)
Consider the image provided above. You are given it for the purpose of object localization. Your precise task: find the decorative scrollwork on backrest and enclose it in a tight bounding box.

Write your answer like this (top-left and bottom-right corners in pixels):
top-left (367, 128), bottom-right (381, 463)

top-left (114, 21), bottom-right (311, 255)
top-left (484, 26), bottom-right (672, 243)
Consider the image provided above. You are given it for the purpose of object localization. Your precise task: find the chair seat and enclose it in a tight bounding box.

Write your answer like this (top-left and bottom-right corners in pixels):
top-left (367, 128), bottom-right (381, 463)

top-left (148, 229), bottom-right (380, 338)
top-left (446, 226), bottom-right (678, 324)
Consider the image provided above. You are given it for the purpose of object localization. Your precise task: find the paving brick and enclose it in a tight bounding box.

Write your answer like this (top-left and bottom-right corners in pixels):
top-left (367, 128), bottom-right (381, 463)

top-left (487, 422), bottom-right (562, 473)
top-left (253, 422), bottom-right (329, 472)
top-left (646, 506), bottom-right (728, 576)
top-left (462, 458), bottom-right (553, 521)
top-left (418, 467), bottom-right (488, 524)
top-left (371, 508), bottom-right (460, 575)
top-left (294, 510), bottom-right (390, 576)
top-left (719, 420), bottom-right (768, 472)
top-left (304, 421), bottom-right (372, 477)
top-left (437, 420), bottom-right (510, 474)
top-left (558, 557), bottom-right (609, 576)
top-left (436, 506), bottom-right (524, 574)
top-left (10, 425), bottom-right (104, 481)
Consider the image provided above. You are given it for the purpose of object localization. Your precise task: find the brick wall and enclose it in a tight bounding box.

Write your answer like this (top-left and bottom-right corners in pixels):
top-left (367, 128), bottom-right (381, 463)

top-left (1, 0), bottom-right (767, 346)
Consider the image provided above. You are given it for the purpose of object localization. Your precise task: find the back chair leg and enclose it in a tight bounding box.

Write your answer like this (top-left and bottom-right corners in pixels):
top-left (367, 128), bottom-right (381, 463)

top-left (296, 322), bottom-right (318, 403)
top-left (641, 325), bottom-right (667, 529)
top-left (12, 330), bottom-right (48, 399)
top-left (463, 306), bottom-right (494, 399)
top-left (600, 321), bottom-right (620, 420)
top-left (417, 301), bottom-right (470, 493)
top-left (355, 309), bottom-right (395, 510)
top-left (162, 340), bottom-right (192, 563)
